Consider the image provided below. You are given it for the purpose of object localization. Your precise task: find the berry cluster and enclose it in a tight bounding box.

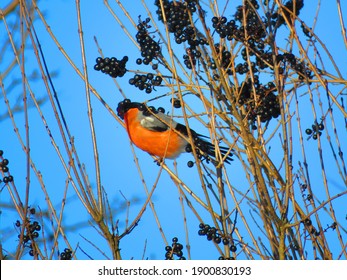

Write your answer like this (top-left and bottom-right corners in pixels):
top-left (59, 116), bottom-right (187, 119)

top-left (155, 0), bottom-right (197, 33)
top-left (237, 78), bottom-right (280, 125)
top-left (155, 0), bottom-right (208, 69)
top-left (182, 31), bottom-right (208, 69)
top-left (210, 2), bottom-right (284, 127)
top-left (182, 43), bottom-right (202, 69)
top-left (129, 73), bottom-right (163, 94)
top-left (210, 0), bottom-right (311, 127)
top-left (210, 43), bottom-right (232, 74)
top-left (250, 92), bottom-right (280, 123)
top-left (276, 0), bottom-right (305, 27)
top-left (60, 248), bottom-right (73, 260)
top-left (234, 2), bottom-right (266, 41)
top-left (198, 223), bottom-right (223, 244)
top-left (212, 16), bottom-right (236, 40)
top-left (212, 1), bottom-right (266, 44)
top-left (305, 121), bottom-right (324, 140)
top-left (276, 52), bottom-right (313, 81)
top-left (165, 237), bottom-right (185, 260)
top-left (15, 208), bottom-right (41, 257)
top-left (198, 223), bottom-right (237, 259)
top-left (136, 17), bottom-right (161, 65)
top-left (94, 56), bottom-right (128, 78)
top-left (0, 150), bottom-right (13, 184)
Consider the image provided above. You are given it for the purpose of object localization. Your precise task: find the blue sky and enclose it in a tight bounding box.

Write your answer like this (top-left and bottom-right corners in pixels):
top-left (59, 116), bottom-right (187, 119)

top-left (1, 0), bottom-right (346, 260)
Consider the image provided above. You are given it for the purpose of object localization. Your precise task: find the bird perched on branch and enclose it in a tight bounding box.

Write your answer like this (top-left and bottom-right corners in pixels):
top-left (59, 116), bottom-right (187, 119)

top-left (117, 99), bottom-right (233, 164)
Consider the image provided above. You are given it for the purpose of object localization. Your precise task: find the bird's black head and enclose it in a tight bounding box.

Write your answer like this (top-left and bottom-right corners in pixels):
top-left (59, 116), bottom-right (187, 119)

top-left (117, 99), bottom-right (143, 119)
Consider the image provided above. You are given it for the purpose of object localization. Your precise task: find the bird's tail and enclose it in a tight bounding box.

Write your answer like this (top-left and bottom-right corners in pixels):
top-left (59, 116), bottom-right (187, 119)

top-left (176, 123), bottom-right (233, 164)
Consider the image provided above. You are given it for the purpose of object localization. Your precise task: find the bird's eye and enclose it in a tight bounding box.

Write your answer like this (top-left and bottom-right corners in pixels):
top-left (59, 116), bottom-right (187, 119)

top-left (124, 98), bottom-right (131, 104)
top-left (138, 104), bottom-right (146, 111)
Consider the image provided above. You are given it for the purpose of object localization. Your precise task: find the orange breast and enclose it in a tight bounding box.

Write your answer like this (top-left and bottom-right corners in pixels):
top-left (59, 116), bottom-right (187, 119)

top-left (124, 108), bottom-right (187, 158)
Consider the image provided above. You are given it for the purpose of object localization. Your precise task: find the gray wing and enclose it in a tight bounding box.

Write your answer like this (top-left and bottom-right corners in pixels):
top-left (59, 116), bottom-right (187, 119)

top-left (139, 111), bottom-right (178, 132)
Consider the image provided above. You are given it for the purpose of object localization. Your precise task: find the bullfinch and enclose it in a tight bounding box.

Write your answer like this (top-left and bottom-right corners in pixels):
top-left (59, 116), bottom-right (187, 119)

top-left (117, 99), bottom-right (233, 164)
